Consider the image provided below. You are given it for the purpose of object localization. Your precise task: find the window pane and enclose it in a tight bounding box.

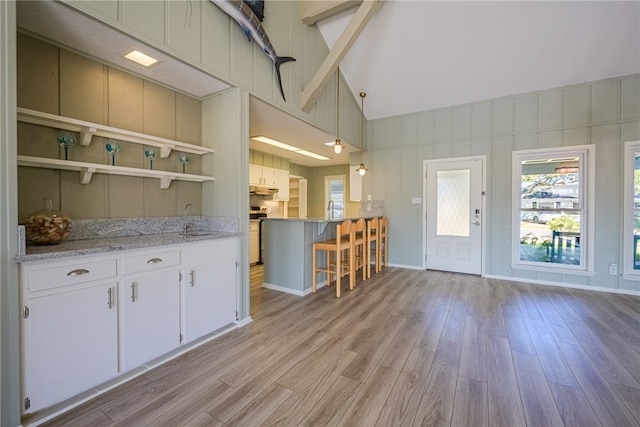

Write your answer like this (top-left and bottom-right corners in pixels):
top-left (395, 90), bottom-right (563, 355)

top-left (519, 157), bottom-right (581, 264)
top-left (329, 179), bottom-right (344, 218)
top-left (437, 169), bottom-right (470, 237)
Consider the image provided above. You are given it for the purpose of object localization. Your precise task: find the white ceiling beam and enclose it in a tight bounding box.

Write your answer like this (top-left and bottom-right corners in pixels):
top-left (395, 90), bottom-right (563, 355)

top-left (300, 0), bottom-right (360, 25)
top-left (300, 0), bottom-right (383, 113)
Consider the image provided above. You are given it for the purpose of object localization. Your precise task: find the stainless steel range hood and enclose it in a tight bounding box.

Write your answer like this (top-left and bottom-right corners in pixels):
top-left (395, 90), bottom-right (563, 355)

top-left (249, 185), bottom-right (278, 196)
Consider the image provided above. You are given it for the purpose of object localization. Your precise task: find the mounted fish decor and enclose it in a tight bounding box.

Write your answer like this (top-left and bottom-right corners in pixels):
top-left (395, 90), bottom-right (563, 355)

top-left (211, 0), bottom-right (296, 101)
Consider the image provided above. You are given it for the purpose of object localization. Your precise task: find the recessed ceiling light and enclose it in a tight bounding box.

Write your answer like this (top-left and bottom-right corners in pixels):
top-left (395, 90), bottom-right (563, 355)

top-left (123, 49), bottom-right (159, 67)
top-left (252, 136), bottom-right (330, 161)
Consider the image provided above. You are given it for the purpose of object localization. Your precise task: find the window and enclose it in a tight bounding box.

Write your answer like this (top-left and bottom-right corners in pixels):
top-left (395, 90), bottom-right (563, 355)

top-left (324, 175), bottom-right (345, 218)
top-left (512, 145), bottom-right (594, 273)
top-left (623, 141), bottom-right (640, 279)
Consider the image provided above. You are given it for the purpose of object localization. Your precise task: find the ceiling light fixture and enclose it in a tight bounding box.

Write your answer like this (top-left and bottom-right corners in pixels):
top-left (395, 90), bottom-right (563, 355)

top-left (251, 136), bottom-right (330, 161)
top-left (333, 68), bottom-right (343, 154)
top-left (356, 91), bottom-right (369, 176)
top-left (123, 49), bottom-right (159, 67)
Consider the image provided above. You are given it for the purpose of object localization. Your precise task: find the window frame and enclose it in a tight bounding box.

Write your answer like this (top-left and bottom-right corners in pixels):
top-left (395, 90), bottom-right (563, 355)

top-left (623, 140), bottom-right (640, 280)
top-left (324, 174), bottom-right (345, 219)
top-left (511, 145), bottom-right (595, 275)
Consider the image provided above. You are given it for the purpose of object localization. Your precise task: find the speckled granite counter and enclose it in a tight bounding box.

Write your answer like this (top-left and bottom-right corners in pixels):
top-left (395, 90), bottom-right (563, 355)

top-left (16, 216), bottom-right (240, 263)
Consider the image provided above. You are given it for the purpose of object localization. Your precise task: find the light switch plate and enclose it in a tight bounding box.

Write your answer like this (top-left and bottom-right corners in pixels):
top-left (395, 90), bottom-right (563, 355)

top-left (412, 197), bottom-right (422, 204)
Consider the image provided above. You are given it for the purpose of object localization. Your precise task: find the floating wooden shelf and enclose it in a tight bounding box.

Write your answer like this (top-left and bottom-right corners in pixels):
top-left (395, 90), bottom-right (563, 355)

top-left (18, 156), bottom-right (215, 189)
top-left (17, 108), bottom-right (215, 159)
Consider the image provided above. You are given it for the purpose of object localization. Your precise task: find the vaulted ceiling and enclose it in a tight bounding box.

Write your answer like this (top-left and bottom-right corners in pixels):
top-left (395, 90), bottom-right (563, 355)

top-left (15, 1), bottom-right (640, 167)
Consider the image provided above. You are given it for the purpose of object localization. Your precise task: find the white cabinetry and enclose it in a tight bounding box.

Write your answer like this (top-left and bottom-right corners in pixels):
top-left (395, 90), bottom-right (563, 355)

top-left (120, 250), bottom-right (181, 370)
top-left (182, 239), bottom-right (238, 342)
top-left (249, 221), bottom-right (260, 264)
top-left (249, 164), bottom-right (276, 186)
top-left (19, 238), bottom-right (239, 415)
top-left (20, 259), bottom-right (118, 413)
top-left (273, 168), bottom-right (290, 201)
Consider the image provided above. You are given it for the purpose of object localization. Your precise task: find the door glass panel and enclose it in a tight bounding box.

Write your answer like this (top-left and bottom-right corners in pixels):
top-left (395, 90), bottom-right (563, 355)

top-left (437, 169), bottom-right (470, 237)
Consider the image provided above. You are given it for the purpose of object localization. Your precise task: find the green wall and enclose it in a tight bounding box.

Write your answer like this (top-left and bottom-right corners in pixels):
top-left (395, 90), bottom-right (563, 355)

top-left (364, 74), bottom-right (640, 292)
top-left (17, 33), bottom-right (204, 220)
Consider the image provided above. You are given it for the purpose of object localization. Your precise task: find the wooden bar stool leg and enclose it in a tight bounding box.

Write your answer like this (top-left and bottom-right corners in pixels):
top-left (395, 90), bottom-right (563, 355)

top-left (336, 248), bottom-right (341, 298)
top-left (312, 244), bottom-right (317, 293)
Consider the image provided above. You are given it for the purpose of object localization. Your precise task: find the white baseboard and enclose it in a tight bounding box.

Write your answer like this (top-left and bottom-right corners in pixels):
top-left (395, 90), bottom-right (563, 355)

top-left (483, 274), bottom-right (640, 296)
top-left (262, 281), bottom-right (327, 296)
top-left (388, 262), bottom-right (424, 270)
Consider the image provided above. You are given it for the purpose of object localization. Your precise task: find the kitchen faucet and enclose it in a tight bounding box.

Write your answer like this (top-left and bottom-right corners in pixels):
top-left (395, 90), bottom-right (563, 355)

top-left (183, 203), bottom-right (194, 234)
top-left (327, 200), bottom-right (334, 219)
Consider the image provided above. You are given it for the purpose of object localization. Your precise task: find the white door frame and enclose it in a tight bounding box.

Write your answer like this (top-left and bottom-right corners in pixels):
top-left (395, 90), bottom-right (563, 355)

top-left (422, 156), bottom-right (487, 275)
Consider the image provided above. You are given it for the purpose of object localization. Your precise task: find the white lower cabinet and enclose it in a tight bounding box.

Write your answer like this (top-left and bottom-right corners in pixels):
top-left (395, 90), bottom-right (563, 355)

top-left (22, 281), bottom-right (118, 413)
top-left (120, 269), bottom-right (181, 371)
top-left (19, 238), bottom-right (238, 415)
top-left (182, 240), bottom-right (237, 343)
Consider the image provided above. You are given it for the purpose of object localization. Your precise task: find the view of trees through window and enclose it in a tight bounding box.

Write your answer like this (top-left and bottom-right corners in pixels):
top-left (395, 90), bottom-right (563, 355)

top-left (518, 157), bottom-right (582, 265)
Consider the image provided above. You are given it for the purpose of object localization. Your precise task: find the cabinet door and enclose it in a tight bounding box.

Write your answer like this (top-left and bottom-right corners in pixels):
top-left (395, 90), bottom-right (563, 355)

top-left (263, 166), bottom-right (277, 186)
top-left (249, 164), bottom-right (263, 185)
top-left (23, 282), bottom-right (118, 413)
top-left (273, 169), bottom-right (290, 200)
top-left (120, 269), bottom-right (180, 371)
top-left (183, 258), bottom-right (237, 343)
top-left (249, 221), bottom-right (260, 264)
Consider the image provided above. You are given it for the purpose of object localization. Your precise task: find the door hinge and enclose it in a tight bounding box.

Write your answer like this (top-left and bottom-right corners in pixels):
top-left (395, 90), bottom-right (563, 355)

top-left (180, 334), bottom-right (183, 343)
top-left (24, 397), bottom-right (31, 411)
top-left (179, 271), bottom-right (183, 282)
top-left (236, 310), bottom-right (239, 320)
top-left (23, 306), bottom-right (29, 319)
top-left (236, 260), bottom-right (238, 268)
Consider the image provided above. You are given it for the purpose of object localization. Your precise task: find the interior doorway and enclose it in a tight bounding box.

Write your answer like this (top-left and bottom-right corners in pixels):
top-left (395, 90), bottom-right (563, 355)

top-left (424, 157), bottom-right (485, 275)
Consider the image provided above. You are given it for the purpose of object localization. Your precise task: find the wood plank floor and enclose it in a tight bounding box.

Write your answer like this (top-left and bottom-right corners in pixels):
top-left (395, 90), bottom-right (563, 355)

top-left (38, 266), bottom-right (640, 426)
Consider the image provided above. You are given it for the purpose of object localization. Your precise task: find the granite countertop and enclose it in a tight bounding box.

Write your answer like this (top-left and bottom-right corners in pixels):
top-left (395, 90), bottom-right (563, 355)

top-left (15, 216), bottom-right (240, 263)
top-left (17, 231), bottom-right (241, 263)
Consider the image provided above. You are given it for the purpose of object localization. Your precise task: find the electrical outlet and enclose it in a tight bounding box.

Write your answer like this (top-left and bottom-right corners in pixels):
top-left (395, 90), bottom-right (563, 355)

top-left (608, 263), bottom-right (617, 276)
top-left (367, 194), bottom-right (372, 201)
top-left (412, 197), bottom-right (422, 204)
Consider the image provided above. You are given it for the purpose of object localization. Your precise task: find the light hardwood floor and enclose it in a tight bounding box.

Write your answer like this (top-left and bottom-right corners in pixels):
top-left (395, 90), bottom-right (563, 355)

top-left (38, 265), bottom-right (639, 426)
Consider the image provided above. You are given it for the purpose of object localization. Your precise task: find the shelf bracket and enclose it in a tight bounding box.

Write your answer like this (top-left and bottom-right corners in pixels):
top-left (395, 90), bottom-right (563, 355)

top-left (160, 144), bottom-right (175, 159)
top-left (160, 175), bottom-right (175, 189)
top-left (80, 167), bottom-right (96, 184)
top-left (79, 126), bottom-right (97, 146)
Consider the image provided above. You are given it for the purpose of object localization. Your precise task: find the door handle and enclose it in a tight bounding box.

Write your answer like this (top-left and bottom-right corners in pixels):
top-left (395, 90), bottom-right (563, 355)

top-left (473, 221), bottom-right (480, 226)
top-left (130, 282), bottom-right (137, 302)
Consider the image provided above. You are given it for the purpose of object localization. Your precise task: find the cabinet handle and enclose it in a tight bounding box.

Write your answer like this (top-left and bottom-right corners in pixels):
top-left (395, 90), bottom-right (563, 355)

top-left (147, 258), bottom-right (162, 264)
top-left (67, 268), bottom-right (90, 276)
top-left (190, 270), bottom-right (195, 287)
top-left (130, 282), bottom-right (137, 302)
top-left (107, 287), bottom-right (113, 309)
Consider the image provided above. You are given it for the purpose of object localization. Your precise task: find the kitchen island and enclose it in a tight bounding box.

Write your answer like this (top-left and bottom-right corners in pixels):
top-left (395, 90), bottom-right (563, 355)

top-left (261, 216), bottom-right (376, 296)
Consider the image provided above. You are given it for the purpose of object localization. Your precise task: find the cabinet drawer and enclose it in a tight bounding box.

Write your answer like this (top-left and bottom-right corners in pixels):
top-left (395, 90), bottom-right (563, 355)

top-left (28, 259), bottom-right (117, 292)
top-left (122, 250), bottom-right (180, 275)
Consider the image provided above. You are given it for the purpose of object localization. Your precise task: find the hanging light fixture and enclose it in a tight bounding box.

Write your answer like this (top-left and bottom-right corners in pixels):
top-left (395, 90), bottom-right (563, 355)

top-left (355, 91), bottom-right (369, 176)
top-left (333, 69), bottom-right (344, 154)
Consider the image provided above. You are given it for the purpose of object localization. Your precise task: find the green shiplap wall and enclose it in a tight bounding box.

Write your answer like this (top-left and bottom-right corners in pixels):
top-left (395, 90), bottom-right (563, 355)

top-left (16, 33), bottom-right (204, 220)
top-left (249, 149), bottom-right (290, 171)
top-left (365, 74), bottom-right (640, 292)
top-left (65, 0), bottom-right (362, 148)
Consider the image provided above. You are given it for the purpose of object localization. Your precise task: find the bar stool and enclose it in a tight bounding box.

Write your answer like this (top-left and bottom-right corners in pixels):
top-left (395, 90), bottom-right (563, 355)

top-left (312, 219), bottom-right (354, 297)
top-left (379, 216), bottom-right (388, 270)
top-left (366, 217), bottom-right (380, 278)
top-left (352, 218), bottom-right (367, 283)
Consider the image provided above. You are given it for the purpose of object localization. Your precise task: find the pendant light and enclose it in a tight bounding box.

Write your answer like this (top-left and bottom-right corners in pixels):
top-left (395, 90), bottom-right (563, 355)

top-left (333, 69), bottom-right (344, 154)
top-left (356, 91), bottom-right (369, 176)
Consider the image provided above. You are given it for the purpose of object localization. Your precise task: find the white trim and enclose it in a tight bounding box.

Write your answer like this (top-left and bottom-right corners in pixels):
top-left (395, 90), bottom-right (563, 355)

top-left (261, 280), bottom-right (327, 296)
top-left (388, 262), bottom-right (424, 270)
top-left (511, 145), bottom-right (595, 273)
top-left (484, 274), bottom-right (640, 297)
top-left (622, 141), bottom-right (640, 278)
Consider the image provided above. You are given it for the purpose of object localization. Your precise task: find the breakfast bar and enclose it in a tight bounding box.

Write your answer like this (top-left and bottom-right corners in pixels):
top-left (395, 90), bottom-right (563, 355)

top-left (261, 216), bottom-right (377, 296)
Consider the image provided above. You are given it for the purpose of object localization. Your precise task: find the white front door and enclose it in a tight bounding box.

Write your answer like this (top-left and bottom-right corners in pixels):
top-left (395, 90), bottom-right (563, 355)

top-left (425, 157), bottom-right (484, 274)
